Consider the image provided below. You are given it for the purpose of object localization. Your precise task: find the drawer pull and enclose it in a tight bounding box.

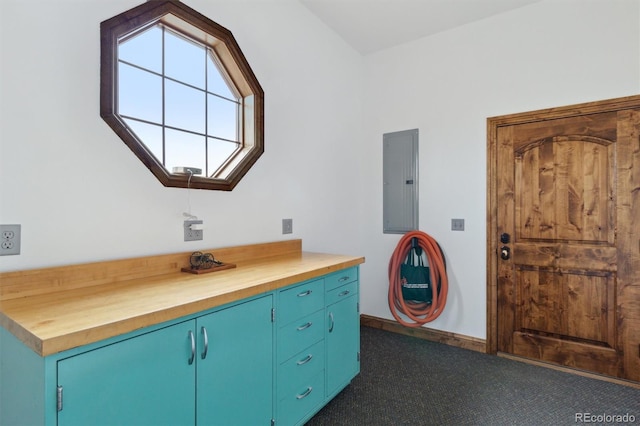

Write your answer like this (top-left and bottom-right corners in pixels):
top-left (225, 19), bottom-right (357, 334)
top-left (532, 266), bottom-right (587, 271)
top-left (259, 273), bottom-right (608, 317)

top-left (297, 354), bottom-right (313, 365)
top-left (338, 290), bottom-right (350, 297)
top-left (296, 387), bottom-right (313, 400)
top-left (297, 290), bottom-right (312, 297)
top-left (297, 322), bottom-right (313, 331)
top-left (187, 330), bottom-right (196, 365)
top-left (339, 276), bottom-right (350, 282)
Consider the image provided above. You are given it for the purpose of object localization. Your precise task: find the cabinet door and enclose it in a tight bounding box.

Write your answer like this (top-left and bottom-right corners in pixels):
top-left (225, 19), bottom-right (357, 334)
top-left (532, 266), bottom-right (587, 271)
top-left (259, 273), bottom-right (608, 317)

top-left (197, 294), bottom-right (273, 426)
top-left (57, 320), bottom-right (196, 426)
top-left (326, 291), bottom-right (360, 397)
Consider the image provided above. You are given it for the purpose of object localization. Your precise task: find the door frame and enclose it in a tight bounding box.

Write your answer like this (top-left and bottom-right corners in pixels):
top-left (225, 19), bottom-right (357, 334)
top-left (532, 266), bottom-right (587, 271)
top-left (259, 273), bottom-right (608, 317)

top-left (486, 94), bottom-right (640, 355)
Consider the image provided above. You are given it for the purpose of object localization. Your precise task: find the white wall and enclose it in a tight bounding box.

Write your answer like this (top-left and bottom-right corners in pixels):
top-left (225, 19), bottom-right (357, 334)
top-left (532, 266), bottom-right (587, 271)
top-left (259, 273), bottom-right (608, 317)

top-left (0, 0), bottom-right (365, 271)
top-left (2, 0), bottom-right (639, 342)
top-left (359, 0), bottom-right (640, 339)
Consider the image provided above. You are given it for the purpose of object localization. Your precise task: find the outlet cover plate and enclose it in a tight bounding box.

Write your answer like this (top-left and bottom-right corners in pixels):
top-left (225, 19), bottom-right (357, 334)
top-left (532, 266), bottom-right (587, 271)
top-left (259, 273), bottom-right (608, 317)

top-left (1, 224), bottom-right (21, 255)
top-left (451, 218), bottom-right (465, 231)
top-left (282, 218), bottom-right (293, 234)
top-left (184, 220), bottom-right (203, 241)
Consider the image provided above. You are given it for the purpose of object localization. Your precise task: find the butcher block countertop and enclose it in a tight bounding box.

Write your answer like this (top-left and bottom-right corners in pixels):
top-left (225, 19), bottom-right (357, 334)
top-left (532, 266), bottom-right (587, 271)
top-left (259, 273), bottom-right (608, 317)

top-left (0, 240), bottom-right (364, 357)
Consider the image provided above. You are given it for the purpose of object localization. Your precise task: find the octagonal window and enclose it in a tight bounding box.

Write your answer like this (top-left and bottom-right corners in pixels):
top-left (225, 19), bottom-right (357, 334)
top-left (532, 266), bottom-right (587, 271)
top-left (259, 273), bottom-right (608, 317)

top-left (101, 1), bottom-right (264, 191)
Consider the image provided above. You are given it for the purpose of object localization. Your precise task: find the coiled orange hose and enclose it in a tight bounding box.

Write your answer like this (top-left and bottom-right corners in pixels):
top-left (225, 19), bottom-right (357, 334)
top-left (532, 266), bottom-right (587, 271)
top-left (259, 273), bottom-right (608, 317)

top-left (388, 230), bottom-right (448, 327)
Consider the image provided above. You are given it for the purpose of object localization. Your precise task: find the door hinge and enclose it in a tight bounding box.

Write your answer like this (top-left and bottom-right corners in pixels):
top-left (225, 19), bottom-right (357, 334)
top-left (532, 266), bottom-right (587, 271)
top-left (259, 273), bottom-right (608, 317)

top-left (357, 352), bottom-right (361, 362)
top-left (271, 308), bottom-right (275, 323)
top-left (357, 302), bottom-right (360, 313)
top-left (56, 386), bottom-right (63, 412)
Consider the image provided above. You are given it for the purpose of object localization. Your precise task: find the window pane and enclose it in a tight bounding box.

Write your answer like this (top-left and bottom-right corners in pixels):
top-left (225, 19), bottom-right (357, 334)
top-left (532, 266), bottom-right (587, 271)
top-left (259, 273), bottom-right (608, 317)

top-left (165, 30), bottom-right (205, 89)
top-left (208, 137), bottom-right (238, 174)
top-left (118, 63), bottom-right (162, 123)
top-left (165, 80), bottom-right (205, 134)
top-left (165, 129), bottom-right (206, 174)
top-left (207, 54), bottom-right (235, 99)
top-left (124, 119), bottom-right (164, 164)
top-left (208, 94), bottom-right (238, 141)
top-left (119, 25), bottom-right (162, 73)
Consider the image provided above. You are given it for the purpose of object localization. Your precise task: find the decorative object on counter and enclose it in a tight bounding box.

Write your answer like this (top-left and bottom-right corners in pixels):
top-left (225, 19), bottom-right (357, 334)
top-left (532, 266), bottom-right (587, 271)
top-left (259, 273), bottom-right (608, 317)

top-left (190, 251), bottom-right (215, 269)
top-left (181, 251), bottom-right (236, 274)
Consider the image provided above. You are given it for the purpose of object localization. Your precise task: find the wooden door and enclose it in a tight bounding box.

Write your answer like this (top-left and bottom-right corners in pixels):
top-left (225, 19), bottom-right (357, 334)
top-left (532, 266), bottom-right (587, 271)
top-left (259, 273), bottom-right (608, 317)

top-left (487, 96), bottom-right (640, 382)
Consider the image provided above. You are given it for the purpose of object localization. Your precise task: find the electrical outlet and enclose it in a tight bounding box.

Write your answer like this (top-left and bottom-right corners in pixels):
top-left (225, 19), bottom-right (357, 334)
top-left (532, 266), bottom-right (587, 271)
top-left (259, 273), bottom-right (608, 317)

top-left (1, 224), bottom-right (21, 255)
top-left (282, 218), bottom-right (293, 234)
top-left (451, 218), bottom-right (465, 231)
top-left (184, 220), bottom-right (203, 241)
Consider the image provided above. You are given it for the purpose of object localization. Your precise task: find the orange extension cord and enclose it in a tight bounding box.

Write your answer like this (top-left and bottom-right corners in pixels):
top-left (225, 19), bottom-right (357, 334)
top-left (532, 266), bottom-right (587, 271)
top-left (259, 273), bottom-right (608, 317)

top-left (388, 230), bottom-right (448, 327)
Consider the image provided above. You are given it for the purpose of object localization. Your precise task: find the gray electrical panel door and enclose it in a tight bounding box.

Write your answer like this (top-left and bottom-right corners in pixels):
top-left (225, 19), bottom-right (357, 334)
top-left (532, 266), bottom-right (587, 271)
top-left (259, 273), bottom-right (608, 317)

top-left (383, 129), bottom-right (418, 234)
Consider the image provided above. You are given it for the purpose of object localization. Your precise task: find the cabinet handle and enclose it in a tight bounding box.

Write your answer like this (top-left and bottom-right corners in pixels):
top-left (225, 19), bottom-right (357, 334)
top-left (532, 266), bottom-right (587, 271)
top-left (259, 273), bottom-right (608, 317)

top-left (57, 386), bottom-right (63, 412)
top-left (297, 290), bottom-right (312, 297)
top-left (297, 354), bottom-right (313, 365)
top-left (329, 312), bottom-right (334, 333)
top-left (296, 387), bottom-right (313, 400)
top-left (201, 326), bottom-right (209, 360)
top-left (187, 330), bottom-right (196, 365)
top-left (297, 322), bottom-right (312, 331)
top-left (339, 276), bottom-right (350, 282)
top-left (338, 290), bottom-right (350, 297)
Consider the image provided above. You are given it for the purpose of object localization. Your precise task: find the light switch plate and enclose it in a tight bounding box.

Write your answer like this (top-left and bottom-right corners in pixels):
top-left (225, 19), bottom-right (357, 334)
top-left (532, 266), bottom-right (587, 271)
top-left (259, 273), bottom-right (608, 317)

top-left (451, 218), bottom-right (465, 231)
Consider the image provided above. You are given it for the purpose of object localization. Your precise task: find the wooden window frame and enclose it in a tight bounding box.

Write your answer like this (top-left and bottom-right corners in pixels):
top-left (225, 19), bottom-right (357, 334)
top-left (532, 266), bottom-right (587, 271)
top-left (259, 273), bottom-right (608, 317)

top-left (101, 0), bottom-right (264, 191)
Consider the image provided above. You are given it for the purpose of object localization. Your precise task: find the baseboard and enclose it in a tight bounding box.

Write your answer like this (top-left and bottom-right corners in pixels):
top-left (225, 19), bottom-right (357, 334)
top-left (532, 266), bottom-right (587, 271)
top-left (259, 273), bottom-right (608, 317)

top-left (360, 314), bottom-right (486, 353)
top-left (497, 353), bottom-right (640, 389)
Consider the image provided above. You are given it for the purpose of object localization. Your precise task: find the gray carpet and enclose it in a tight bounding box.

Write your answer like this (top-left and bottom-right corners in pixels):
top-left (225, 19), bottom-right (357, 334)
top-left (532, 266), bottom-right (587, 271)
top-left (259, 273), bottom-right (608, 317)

top-left (306, 326), bottom-right (640, 426)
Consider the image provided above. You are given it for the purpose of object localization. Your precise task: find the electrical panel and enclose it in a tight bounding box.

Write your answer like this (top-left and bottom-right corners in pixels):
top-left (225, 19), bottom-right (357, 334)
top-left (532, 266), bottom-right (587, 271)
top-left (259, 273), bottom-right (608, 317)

top-left (383, 129), bottom-right (419, 234)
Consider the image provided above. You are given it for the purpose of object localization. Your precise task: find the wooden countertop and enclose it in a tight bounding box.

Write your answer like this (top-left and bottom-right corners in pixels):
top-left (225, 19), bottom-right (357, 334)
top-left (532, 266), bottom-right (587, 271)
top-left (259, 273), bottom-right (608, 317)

top-left (0, 240), bottom-right (364, 357)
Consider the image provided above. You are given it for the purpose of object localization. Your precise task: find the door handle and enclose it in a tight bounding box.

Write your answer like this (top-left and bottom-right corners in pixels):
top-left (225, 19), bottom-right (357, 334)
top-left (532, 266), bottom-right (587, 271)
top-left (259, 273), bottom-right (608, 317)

top-left (187, 330), bottom-right (196, 365)
top-left (500, 246), bottom-right (511, 260)
top-left (201, 326), bottom-right (208, 360)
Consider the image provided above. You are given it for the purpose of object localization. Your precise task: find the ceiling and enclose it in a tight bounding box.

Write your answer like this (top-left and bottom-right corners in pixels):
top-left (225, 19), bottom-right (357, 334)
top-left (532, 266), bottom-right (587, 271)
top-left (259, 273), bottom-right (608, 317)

top-left (299, 0), bottom-right (542, 55)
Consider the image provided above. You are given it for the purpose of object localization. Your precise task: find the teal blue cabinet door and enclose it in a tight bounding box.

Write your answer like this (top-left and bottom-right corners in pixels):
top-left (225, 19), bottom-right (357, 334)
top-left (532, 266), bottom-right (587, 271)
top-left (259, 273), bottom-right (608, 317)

top-left (197, 295), bottom-right (274, 426)
top-left (326, 292), bottom-right (360, 397)
top-left (57, 320), bottom-right (196, 426)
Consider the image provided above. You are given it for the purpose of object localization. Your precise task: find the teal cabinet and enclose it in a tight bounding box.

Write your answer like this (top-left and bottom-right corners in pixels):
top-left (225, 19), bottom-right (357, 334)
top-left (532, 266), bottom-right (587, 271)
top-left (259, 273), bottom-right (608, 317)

top-left (56, 294), bottom-right (273, 426)
top-left (276, 278), bottom-right (326, 426)
top-left (0, 267), bottom-right (359, 426)
top-left (57, 320), bottom-right (196, 426)
top-left (275, 267), bottom-right (360, 425)
top-left (326, 280), bottom-right (360, 397)
top-left (196, 295), bottom-right (273, 426)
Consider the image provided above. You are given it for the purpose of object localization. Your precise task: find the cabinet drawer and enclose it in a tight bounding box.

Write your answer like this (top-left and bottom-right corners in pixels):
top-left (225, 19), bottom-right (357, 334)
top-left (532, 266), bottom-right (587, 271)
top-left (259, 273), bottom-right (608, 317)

top-left (278, 370), bottom-right (325, 426)
top-left (278, 279), bottom-right (324, 325)
top-left (278, 340), bottom-right (324, 400)
top-left (278, 310), bottom-right (324, 361)
top-left (325, 267), bottom-right (358, 292)
top-left (326, 280), bottom-right (358, 306)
